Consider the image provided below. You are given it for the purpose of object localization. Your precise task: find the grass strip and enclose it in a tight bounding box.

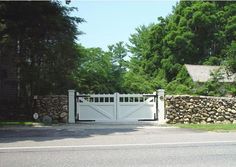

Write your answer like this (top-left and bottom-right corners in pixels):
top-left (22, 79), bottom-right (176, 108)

top-left (175, 123), bottom-right (236, 131)
top-left (0, 121), bottom-right (34, 126)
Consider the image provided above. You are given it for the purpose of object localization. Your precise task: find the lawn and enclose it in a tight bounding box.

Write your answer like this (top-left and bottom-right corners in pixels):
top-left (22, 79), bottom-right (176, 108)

top-left (175, 123), bottom-right (236, 131)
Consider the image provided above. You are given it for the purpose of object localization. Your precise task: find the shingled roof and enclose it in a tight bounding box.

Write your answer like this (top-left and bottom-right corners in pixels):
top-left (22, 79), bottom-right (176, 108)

top-left (184, 64), bottom-right (236, 83)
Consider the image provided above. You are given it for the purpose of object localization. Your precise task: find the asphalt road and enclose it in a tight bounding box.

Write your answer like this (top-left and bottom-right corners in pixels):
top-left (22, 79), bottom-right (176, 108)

top-left (1, 124), bottom-right (236, 167)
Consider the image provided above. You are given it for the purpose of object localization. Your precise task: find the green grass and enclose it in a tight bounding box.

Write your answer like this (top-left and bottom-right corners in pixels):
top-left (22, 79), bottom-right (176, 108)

top-left (0, 121), bottom-right (35, 126)
top-left (175, 124), bottom-right (236, 131)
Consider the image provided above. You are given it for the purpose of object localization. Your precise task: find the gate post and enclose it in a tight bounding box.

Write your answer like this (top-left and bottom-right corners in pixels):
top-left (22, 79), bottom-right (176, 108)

top-left (114, 92), bottom-right (119, 121)
top-left (157, 89), bottom-right (166, 124)
top-left (68, 90), bottom-right (76, 124)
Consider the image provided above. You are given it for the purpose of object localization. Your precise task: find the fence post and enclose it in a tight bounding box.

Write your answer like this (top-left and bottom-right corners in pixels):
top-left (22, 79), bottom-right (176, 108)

top-left (68, 90), bottom-right (76, 124)
top-left (158, 89), bottom-right (166, 124)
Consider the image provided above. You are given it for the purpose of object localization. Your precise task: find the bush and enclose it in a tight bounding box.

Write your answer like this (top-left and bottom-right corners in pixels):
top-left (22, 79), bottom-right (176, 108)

top-left (227, 85), bottom-right (236, 96)
top-left (166, 80), bottom-right (191, 94)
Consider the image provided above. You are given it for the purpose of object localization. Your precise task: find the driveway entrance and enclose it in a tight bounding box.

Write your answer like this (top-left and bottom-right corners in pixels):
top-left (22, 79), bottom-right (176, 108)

top-left (68, 89), bottom-right (165, 123)
top-left (76, 93), bottom-right (156, 122)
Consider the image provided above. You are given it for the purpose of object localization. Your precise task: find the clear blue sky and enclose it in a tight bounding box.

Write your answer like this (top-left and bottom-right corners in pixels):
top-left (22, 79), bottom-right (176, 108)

top-left (63, 0), bottom-right (178, 51)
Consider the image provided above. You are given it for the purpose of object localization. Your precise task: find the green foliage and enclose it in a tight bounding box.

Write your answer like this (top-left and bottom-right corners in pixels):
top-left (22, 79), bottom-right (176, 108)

top-left (108, 41), bottom-right (128, 68)
top-left (0, 121), bottom-right (35, 126)
top-left (203, 56), bottom-right (222, 65)
top-left (165, 66), bottom-right (194, 94)
top-left (152, 69), bottom-right (168, 90)
top-left (72, 42), bottom-right (128, 94)
top-left (166, 81), bottom-right (191, 95)
top-left (2, 1), bottom-right (235, 97)
top-left (0, 1), bottom-right (84, 96)
top-left (123, 1), bottom-right (236, 96)
top-left (123, 72), bottom-right (153, 93)
top-left (73, 46), bottom-right (111, 93)
top-left (193, 70), bottom-right (227, 96)
top-left (176, 123), bottom-right (236, 131)
top-left (227, 86), bottom-right (236, 96)
top-left (73, 1), bottom-right (236, 96)
top-left (225, 41), bottom-right (236, 73)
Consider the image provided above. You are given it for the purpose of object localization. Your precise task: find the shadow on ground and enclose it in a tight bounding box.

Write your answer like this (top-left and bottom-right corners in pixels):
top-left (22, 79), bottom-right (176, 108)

top-left (0, 122), bottom-right (203, 143)
top-left (0, 124), bottom-right (143, 143)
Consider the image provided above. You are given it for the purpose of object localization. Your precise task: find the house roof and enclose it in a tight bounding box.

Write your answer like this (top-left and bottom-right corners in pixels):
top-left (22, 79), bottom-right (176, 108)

top-left (184, 64), bottom-right (236, 82)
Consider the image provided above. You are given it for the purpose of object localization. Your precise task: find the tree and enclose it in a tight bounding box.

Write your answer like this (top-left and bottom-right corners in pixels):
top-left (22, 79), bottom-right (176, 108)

top-left (73, 46), bottom-right (114, 93)
top-left (108, 41), bottom-right (127, 67)
top-left (125, 1), bottom-right (236, 95)
top-left (226, 41), bottom-right (236, 73)
top-left (107, 42), bottom-right (128, 93)
top-left (0, 1), bottom-right (84, 97)
top-left (73, 42), bottom-right (128, 94)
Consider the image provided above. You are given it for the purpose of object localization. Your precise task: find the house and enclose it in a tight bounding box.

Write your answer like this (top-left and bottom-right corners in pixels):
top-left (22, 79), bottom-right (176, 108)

top-left (184, 64), bottom-right (236, 83)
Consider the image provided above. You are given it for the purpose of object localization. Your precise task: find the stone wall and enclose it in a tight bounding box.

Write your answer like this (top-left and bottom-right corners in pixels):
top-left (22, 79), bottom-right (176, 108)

top-left (32, 95), bottom-right (68, 123)
top-left (165, 95), bottom-right (236, 124)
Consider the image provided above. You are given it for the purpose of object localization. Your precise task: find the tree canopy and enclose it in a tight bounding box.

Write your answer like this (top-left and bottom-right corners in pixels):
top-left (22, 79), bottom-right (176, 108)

top-left (1, 0), bottom-right (235, 98)
top-left (0, 1), bottom-right (84, 97)
top-left (123, 1), bottom-right (236, 95)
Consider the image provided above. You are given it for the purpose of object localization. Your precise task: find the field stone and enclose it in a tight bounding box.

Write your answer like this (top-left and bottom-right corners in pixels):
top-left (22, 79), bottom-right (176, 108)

top-left (165, 95), bottom-right (236, 124)
top-left (33, 95), bottom-right (68, 123)
top-left (60, 112), bottom-right (67, 118)
top-left (201, 120), bottom-right (207, 124)
top-left (42, 115), bottom-right (52, 125)
top-left (224, 115), bottom-right (231, 119)
top-left (231, 110), bottom-right (236, 114)
top-left (223, 120), bottom-right (231, 124)
top-left (62, 116), bottom-right (68, 123)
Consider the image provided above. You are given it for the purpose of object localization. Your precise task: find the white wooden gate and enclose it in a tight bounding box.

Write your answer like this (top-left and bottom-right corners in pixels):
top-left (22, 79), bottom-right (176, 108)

top-left (76, 92), bottom-right (157, 122)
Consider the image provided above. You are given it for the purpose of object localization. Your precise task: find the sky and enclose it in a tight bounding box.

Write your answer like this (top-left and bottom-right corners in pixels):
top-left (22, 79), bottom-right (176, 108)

top-left (63, 0), bottom-right (178, 51)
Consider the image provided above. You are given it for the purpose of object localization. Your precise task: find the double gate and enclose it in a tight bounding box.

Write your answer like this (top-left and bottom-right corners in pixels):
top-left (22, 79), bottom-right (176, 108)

top-left (76, 92), bottom-right (157, 122)
top-left (68, 90), bottom-right (165, 123)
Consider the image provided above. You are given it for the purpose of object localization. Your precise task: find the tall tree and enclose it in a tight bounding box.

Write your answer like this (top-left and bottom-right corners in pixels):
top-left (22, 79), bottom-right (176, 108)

top-left (0, 1), bottom-right (84, 97)
top-left (73, 46), bottom-right (114, 93)
top-left (125, 1), bottom-right (236, 94)
top-left (226, 41), bottom-right (236, 73)
top-left (73, 42), bottom-right (128, 94)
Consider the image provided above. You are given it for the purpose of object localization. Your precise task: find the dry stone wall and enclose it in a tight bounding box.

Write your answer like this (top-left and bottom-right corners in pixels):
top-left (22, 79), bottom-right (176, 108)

top-left (32, 95), bottom-right (68, 123)
top-left (165, 95), bottom-right (236, 124)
